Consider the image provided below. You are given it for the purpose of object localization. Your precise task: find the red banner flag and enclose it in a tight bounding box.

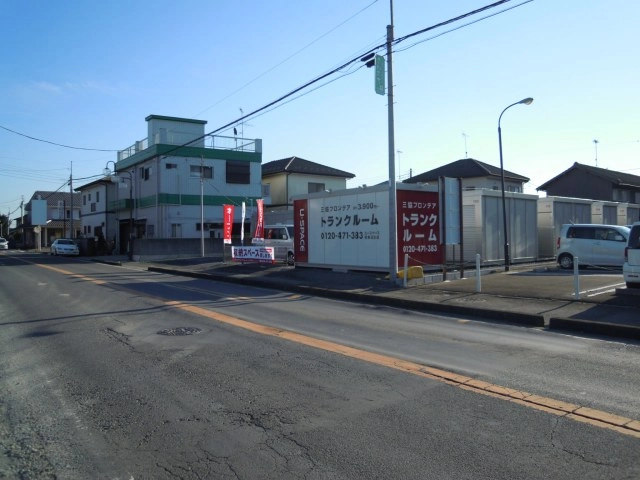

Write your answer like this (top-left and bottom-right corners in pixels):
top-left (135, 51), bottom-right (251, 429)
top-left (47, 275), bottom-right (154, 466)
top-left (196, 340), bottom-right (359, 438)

top-left (253, 199), bottom-right (264, 241)
top-left (223, 204), bottom-right (234, 244)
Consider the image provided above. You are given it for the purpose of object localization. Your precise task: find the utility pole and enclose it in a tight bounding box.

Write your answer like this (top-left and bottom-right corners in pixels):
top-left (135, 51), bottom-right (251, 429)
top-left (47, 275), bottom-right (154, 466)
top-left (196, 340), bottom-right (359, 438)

top-left (387, 0), bottom-right (398, 282)
top-left (200, 156), bottom-right (205, 257)
top-left (69, 162), bottom-right (74, 238)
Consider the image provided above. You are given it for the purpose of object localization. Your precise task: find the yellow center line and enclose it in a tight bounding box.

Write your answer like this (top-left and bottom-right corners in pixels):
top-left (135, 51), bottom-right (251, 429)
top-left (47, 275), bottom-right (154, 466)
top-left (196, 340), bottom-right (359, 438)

top-left (166, 299), bottom-right (640, 439)
top-left (34, 261), bottom-right (640, 438)
top-left (38, 263), bottom-right (107, 284)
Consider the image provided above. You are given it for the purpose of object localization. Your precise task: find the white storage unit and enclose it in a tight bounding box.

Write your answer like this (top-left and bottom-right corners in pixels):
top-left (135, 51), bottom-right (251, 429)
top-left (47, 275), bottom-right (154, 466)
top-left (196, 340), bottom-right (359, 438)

top-left (462, 189), bottom-right (538, 265)
top-left (537, 196), bottom-right (593, 259)
top-left (618, 203), bottom-right (640, 225)
top-left (591, 201), bottom-right (619, 225)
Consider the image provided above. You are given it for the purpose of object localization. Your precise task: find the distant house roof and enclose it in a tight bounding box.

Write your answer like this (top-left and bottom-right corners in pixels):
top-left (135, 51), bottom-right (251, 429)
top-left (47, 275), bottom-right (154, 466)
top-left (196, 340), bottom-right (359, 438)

top-left (262, 156), bottom-right (355, 179)
top-left (404, 158), bottom-right (529, 184)
top-left (75, 178), bottom-right (112, 191)
top-left (28, 191), bottom-right (81, 207)
top-left (537, 162), bottom-right (640, 191)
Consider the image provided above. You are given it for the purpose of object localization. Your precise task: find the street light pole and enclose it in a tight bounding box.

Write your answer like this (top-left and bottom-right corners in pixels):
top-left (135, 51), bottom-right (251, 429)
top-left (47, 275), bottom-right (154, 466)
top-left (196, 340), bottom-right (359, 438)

top-left (104, 163), bottom-right (134, 261)
top-left (498, 97), bottom-right (533, 272)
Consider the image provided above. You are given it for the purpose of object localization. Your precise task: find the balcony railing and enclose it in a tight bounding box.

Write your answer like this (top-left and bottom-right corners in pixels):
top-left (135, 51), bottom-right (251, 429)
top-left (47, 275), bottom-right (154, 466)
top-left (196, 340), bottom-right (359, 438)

top-left (118, 133), bottom-right (260, 162)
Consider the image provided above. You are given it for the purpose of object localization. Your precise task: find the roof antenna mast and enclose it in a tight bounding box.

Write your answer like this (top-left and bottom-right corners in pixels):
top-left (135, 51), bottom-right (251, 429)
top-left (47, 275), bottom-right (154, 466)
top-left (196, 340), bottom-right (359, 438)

top-left (593, 139), bottom-right (599, 167)
top-left (462, 132), bottom-right (469, 158)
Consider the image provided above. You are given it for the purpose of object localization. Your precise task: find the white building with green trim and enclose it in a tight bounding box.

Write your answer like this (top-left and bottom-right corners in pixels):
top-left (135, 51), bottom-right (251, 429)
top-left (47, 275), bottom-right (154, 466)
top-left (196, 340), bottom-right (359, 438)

top-left (109, 115), bottom-right (262, 258)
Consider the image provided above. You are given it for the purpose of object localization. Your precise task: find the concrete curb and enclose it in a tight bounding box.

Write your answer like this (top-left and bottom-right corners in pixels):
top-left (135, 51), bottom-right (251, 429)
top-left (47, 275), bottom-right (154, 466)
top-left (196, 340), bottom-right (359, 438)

top-left (147, 266), bottom-right (545, 328)
top-left (549, 317), bottom-right (640, 340)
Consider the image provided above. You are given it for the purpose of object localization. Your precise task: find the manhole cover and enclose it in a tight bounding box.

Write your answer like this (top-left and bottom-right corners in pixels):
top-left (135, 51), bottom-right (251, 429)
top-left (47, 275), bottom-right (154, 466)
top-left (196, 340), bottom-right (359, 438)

top-left (157, 327), bottom-right (203, 336)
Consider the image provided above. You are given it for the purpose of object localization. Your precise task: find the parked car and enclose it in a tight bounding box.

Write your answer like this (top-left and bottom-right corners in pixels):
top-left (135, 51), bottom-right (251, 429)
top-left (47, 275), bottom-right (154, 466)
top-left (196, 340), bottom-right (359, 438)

top-left (623, 222), bottom-right (640, 288)
top-left (50, 239), bottom-right (80, 256)
top-left (556, 224), bottom-right (629, 269)
top-left (252, 224), bottom-right (295, 265)
top-left (0, 237), bottom-right (7, 250)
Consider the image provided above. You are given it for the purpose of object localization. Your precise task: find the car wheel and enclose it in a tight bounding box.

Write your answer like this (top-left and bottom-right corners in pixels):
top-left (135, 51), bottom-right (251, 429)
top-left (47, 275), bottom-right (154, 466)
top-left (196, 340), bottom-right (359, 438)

top-left (558, 253), bottom-right (573, 269)
top-left (287, 252), bottom-right (295, 266)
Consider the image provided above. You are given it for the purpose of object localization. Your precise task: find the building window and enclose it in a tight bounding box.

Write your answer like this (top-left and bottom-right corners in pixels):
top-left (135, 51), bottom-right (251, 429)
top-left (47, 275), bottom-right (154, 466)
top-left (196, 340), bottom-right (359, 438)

top-left (190, 165), bottom-right (212, 179)
top-left (96, 191), bottom-right (100, 203)
top-left (83, 195), bottom-right (87, 205)
top-left (613, 188), bottom-right (631, 202)
top-left (262, 184), bottom-right (271, 197)
top-left (88, 193), bottom-right (92, 202)
top-left (308, 182), bottom-right (325, 193)
top-left (196, 222), bottom-right (216, 231)
top-left (166, 163), bottom-right (177, 169)
top-left (226, 161), bottom-right (250, 184)
top-left (91, 203), bottom-right (96, 212)
top-left (171, 223), bottom-right (182, 238)
top-left (146, 225), bottom-right (155, 238)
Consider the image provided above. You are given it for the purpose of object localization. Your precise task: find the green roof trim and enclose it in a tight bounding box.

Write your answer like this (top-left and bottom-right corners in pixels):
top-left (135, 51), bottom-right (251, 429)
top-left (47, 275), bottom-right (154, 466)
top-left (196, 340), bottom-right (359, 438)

top-left (117, 144), bottom-right (261, 170)
top-left (157, 193), bottom-right (260, 207)
top-left (145, 114), bottom-right (207, 125)
top-left (110, 194), bottom-right (260, 211)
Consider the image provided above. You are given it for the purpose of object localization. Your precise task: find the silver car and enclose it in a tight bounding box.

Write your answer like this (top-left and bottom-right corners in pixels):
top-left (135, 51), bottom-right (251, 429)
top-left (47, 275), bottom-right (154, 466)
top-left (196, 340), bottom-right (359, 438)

top-left (50, 239), bottom-right (80, 256)
top-left (556, 224), bottom-right (629, 269)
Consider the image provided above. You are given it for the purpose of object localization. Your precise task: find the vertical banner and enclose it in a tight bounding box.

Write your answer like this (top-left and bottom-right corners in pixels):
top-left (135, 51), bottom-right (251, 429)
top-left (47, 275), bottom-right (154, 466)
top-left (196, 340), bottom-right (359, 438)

top-left (241, 202), bottom-right (246, 244)
top-left (294, 199), bottom-right (309, 263)
top-left (253, 199), bottom-right (264, 241)
top-left (223, 204), bottom-right (234, 244)
top-left (396, 190), bottom-right (442, 266)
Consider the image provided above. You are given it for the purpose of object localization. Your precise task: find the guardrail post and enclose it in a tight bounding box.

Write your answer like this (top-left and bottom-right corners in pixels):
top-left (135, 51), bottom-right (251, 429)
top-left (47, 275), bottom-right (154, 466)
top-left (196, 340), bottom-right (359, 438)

top-left (476, 253), bottom-right (481, 293)
top-left (403, 254), bottom-right (409, 287)
top-left (574, 256), bottom-right (580, 299)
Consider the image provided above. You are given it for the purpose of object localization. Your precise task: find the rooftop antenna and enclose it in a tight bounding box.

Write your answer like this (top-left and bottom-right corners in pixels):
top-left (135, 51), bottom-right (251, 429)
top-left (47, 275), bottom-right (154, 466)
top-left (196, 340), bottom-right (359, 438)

top-left (462, 132), bottom-right (469, 158)
top-left (396, 149), bottom-right (403, 180)
top-left (593, 139), bottom-right (599, 166)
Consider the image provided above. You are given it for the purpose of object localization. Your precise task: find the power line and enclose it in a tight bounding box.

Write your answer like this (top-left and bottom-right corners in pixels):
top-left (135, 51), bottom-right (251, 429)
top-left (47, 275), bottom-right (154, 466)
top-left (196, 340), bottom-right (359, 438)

top-left (193, 0), bottom-right (380, 118)
top-left (158, 0), bottom-right (525, 160)
top-left (2, 1), bottom-right (525, 164)
top-left (0, 124), bottom-right (119, 152)
top-left (394, 1), bottom-right (534, 53)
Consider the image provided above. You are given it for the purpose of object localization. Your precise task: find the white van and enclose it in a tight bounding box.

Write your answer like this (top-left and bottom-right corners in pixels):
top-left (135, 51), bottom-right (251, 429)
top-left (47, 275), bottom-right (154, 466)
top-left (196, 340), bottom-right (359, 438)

top-left (255, 224), bottom-right (295, 265)
top-left (556, 224), bottom-right (629, 269)
top-left (623, 222), bottom-right (640, 288)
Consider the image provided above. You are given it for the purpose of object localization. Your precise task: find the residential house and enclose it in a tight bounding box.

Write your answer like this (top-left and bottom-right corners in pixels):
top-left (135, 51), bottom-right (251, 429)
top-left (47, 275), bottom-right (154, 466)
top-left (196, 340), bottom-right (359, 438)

top-left (24, 191), bottom-right (82, 248)
top-left (261, 156), bottom-right (355, 210)
top-left (403, 158), bottom-right (530, 192)
top-left (75, 178), bottom-right (117, 254)
top-left (110, 115), bottom-right (262, 257)
top-left (537, 162), bottom-right (640, 206)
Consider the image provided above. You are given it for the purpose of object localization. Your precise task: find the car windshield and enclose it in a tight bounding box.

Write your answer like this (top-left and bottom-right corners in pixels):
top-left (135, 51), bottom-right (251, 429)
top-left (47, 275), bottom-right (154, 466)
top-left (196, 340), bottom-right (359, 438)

top-left (59, 240), bottom-right (75, 245)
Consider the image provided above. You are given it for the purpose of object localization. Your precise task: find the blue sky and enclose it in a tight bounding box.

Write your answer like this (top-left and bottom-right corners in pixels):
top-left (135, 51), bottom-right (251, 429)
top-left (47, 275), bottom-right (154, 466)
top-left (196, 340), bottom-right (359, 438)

top-left (1, 0), bottom-right (638, 226)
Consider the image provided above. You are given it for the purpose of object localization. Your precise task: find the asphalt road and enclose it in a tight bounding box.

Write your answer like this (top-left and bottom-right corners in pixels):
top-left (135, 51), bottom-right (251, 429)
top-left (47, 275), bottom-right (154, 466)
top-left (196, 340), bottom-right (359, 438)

top-left (1, 252), bottom-right (639, 479)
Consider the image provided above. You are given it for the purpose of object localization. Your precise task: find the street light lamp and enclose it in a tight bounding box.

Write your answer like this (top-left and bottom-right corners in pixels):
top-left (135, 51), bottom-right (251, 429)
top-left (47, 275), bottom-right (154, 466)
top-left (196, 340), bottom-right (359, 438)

top-left (498, 97), bottom-right (533, 272)
top-left (104, 163), bottom-right (134, 261)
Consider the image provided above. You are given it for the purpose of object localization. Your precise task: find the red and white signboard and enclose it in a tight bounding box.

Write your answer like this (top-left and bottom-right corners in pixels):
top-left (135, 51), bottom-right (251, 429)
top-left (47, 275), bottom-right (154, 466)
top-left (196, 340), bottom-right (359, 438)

top-left (232, 246), bottom-right (275, 263)
top-left (253, 199), bottom-right (264, 241)
top-left (293, 184), bottom-right (441, 270)
top-left (294, 199), bottom-right (309, 263)
top-left (396, 189), bottom-right (442, 266)
top-left (223, 204), bottom-right (234, 244)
